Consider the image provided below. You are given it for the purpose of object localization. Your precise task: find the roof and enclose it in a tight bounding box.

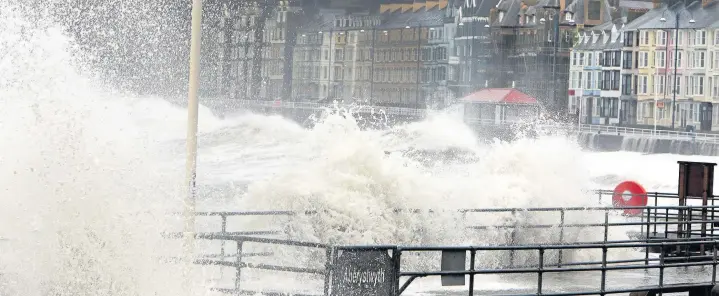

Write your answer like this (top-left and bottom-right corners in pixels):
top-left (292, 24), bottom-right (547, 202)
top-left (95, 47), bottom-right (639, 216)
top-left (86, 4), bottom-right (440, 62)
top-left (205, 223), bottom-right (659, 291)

top-left (379, 6), bottom-right (445, 28)
top-left (461, 88), bottom-right (539, 104)
top-left (626, 0), bottom-right (719, 30)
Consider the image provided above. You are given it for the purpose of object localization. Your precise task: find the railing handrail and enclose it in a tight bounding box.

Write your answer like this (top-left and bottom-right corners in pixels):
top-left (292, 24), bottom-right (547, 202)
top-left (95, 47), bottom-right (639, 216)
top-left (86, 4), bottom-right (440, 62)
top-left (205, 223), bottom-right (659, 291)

top-left (579, 123), bottom-right (719, 144)
top-left (187, 204), bottom-right (719, 217)
top-left (228, 99), bottom-right (427, 117)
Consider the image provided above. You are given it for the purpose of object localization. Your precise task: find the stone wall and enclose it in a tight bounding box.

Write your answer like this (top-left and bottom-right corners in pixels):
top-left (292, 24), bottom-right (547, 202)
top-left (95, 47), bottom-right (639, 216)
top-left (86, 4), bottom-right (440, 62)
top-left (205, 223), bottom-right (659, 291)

top-left (576, 132), bottom-right (719, 156)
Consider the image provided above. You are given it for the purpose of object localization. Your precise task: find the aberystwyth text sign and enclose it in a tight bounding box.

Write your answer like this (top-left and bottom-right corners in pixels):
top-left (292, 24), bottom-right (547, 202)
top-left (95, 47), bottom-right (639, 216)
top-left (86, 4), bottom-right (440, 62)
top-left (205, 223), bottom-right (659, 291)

top-left (330, 248), bottom-right (396, 296)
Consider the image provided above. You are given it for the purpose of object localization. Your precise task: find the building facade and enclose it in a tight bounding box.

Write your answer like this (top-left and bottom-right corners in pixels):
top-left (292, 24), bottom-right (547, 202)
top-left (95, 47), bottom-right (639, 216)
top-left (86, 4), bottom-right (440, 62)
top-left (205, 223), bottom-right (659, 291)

top-left (574, 0), bottom-right (719, 131)
top-left (292, 12), bottom-right (382, 102)
top-left (449, 0), bottom-right (497, 100)
top-left (218, 0), bottom-right (302, 101)
top-left (486, 0), bottom-right (615, 115)
top-left (289, 0), bottom-right (456, 108)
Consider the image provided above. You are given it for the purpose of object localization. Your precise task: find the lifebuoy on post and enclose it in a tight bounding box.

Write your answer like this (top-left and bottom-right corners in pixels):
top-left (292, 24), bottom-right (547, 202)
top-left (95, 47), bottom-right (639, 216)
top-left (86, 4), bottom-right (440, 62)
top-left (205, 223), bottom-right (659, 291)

top-left (612, 181), bottom-right (648, 216)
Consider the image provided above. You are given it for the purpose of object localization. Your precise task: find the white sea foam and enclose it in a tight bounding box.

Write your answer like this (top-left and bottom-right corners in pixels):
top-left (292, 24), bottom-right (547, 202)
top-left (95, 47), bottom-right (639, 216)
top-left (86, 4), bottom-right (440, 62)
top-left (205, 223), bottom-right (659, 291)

top-left (0, 1), bottom-right (713, 295)
top-left (0, 4), bottom-right (201, 295)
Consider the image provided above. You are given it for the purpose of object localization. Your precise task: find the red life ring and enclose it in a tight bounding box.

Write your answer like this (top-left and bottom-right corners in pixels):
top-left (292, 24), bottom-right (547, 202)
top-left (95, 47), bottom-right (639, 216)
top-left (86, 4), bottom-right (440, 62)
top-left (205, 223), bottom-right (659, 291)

top-left (612, 181), bottom-right (648, 216)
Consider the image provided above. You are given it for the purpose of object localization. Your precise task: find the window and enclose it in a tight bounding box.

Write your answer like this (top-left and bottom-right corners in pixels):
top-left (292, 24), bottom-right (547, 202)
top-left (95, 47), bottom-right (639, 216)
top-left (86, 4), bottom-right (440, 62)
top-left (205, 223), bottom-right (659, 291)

top-left (715, 30), bottom-right (719, 45)
top-left (656, 51), bottom-right (666, 68)
top-left (695, 30), bottom-right (707, 46)
top-left (670, 75), bottom-right (681, 96)
top-left (669, 51), bottom-right (683, 69)
top-left (693, 76), bottom-right (705, 96)
top-left (571, 72), bottom-right (577, 88)
top-left (622, 51), bottom-right (633, 69)
top-left (639, 51), bottom-right (649, 68)
top-left (638, 75), bottom-right (648, 94)
top-left (624, 32), bottom-right (635, 47)
top-left (622, 74), bottom-right (633, 95)
top-left (678, 31), bottom-right (684, 46)
top-left (565, 12), bottom-right (573, 22)
top-left (711, 75), bottom-right (719, 98)
top-left (657, 30), bottom-right (667, 46)
top-left (639, 31), bottom-right (649, 45)
top-left (588, 53), bottom-right (594, 66)
top-left (586, 72), bottom-right (593, 89)
top-left (588, 0), bottom-right (601, 20)
top-left (694, 51), bottom-right (706, 69)
top-left (601, 71), bottom-right (610, 90)
top-left (579, 53), bottom-right (585, 66)
top-left (572, 52), bottom-right (578, 66)
top-left (612, 70), bottom-right (620, 90)
top-left (654, 75), bottom-right (665, 95)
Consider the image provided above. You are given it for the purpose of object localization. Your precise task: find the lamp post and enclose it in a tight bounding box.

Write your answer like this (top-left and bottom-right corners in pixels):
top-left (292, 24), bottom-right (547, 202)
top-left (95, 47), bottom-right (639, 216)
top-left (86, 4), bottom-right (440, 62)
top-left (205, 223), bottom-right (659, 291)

top-left (659, 8), bottom-right (695, 130)
top-left (184, 0), bottom-right (203, 286)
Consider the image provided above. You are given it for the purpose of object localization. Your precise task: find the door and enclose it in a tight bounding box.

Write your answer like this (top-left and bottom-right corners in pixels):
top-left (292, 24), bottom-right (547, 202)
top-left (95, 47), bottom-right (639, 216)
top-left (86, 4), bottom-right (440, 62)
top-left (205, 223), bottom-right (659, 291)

top-left (700, 102), bottom-right (713, 131)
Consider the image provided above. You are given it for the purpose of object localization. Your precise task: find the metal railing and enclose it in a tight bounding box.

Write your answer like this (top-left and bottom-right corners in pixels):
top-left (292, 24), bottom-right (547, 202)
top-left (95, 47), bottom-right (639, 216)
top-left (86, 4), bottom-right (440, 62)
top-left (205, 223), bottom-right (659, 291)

top-left (226, 99), bottom-right (427, 117)
top-left (164, 189), bottom-right (719, 295)
top-left (579, 124), bottom-right (719, 144)
top-left (177, 190), bottom-right (718, 265)
top-left (169, 204), bottom-right (719, 296)
top-left (385, 239), bottom-right (719, 296)
top-left (190, 234), bottom-right (329, 296)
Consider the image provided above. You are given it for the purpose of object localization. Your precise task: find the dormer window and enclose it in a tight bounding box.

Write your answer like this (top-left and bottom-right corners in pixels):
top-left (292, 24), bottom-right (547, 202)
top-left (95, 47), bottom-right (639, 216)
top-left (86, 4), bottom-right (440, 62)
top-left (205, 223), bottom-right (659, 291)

top-left (499, 11), bottom-right (505, 22)
top-left (565, 12), bottom-right (573, 22)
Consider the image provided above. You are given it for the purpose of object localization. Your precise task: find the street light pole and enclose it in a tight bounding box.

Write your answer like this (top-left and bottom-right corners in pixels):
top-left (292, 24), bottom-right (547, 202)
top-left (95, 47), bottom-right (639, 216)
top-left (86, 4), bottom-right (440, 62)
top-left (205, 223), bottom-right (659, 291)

top-left (551, 10), bottom-right (559, 113)
top-left (184, 0), bottom-right (203, 286)
top-left (671, 12), bottom-right (679, 130)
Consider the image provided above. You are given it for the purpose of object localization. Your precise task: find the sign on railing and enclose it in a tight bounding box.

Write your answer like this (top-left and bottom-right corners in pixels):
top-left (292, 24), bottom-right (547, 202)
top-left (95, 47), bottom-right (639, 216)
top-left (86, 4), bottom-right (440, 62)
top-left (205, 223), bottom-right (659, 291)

top-left (330, 247), bottom-right (397, 296)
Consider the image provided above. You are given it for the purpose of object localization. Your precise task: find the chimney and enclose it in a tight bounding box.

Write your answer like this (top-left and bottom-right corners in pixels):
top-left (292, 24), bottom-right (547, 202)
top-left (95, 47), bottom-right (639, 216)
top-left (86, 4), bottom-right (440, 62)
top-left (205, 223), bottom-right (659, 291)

top-left (653, 0), bottom-right (661, 9)
top-left (703, 0), bottom-right (712, 7)
top-left (560, 0), bottom-right (566, 11)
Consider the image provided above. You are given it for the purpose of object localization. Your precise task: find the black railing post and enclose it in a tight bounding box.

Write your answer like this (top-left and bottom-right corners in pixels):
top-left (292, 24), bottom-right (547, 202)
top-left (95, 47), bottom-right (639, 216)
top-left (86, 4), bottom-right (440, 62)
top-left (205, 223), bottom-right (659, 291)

top-left (712, 199), bottom-right (716, 237)
top-left (712, 241), bottom-right (717, 285)
top-left (558, 209), bottom-right (565, 267)
top-left (659, 243), bottom-right (666, 290)
top-left (510, 210), bottom-right (517, 268)
top-left (665, 208), bottom-right (669, 238)
top-left (469, 249), bottom-right (476, 296)
top-left (653, 196), bottom-right (658, 235)
top-left (604, 211), bottom-right (609, 243)
top-left (646, 207), bottom-right (651, 265)
top-left (641, 206), bottom-right (646, 238)
top-left (221, 214), bottom-right (228, 262)
top-left (537, 248), bottom-right (545, 295)
top-left (600, 246), bottom-right (607, 296)
top-left (393, 247), bottom-right (402, 296)
top-left (324, 247), bottom-right (333, 296)
top-left (235, 240), bottom-right (244, 294)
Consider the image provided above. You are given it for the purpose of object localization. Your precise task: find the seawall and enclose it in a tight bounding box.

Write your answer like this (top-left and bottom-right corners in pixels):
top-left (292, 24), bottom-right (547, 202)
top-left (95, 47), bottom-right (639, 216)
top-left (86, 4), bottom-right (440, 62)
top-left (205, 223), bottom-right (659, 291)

top-left (577, 132), bottom-right (719, 156)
